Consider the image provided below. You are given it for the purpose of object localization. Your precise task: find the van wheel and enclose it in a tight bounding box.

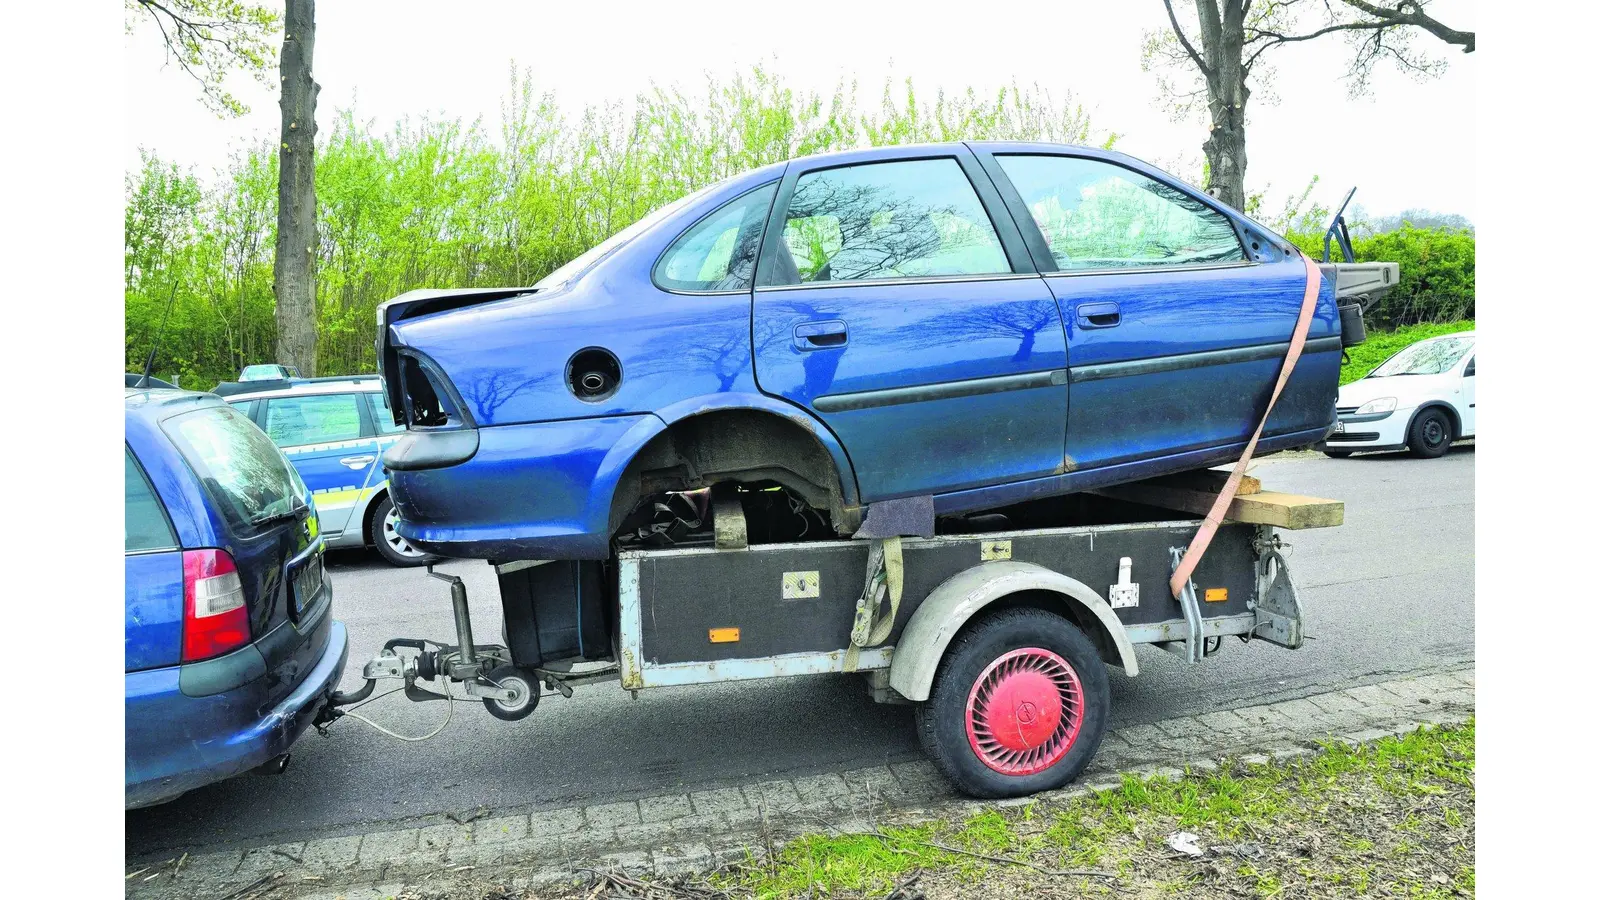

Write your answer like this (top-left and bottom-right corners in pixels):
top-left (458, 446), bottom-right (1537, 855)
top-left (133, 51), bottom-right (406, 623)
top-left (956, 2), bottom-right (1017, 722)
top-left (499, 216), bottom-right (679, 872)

top-left (914, 608), bottom-right (1109, 798)
top-left (369, 495), bottom-right (435, 567)
top-left (1407, 408), bottom-right (1454, 459)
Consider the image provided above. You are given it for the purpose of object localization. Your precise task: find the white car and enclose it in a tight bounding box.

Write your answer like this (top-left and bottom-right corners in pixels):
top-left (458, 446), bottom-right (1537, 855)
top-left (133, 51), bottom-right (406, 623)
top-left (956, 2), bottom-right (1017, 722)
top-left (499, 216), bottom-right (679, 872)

top-left (1320, 331), bottom-right (1475, 459)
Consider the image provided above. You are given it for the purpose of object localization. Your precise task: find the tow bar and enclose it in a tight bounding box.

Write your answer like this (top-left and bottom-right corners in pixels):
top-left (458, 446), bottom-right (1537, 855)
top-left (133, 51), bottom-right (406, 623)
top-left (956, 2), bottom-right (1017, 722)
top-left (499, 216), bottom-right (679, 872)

top-left (315, 566), bottom-right (539, 733)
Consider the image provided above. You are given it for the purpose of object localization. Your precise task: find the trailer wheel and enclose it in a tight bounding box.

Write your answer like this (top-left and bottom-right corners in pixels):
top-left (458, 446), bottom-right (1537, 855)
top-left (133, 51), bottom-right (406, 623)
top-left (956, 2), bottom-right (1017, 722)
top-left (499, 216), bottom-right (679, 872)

top-left (481, 665), bottom-right (539, 722)
top-left (914, 607), bottom-right (1109, 798)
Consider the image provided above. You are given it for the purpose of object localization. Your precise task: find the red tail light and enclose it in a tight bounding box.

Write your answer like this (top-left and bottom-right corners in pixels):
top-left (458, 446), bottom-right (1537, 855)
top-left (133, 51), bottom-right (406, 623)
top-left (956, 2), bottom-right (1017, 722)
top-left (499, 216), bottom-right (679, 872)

top-left (182, 549), bottom-right (250, 662)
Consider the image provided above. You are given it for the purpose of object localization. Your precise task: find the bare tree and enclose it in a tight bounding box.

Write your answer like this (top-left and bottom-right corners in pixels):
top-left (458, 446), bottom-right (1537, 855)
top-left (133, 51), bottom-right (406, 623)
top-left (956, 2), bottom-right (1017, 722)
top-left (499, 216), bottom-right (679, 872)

top-left (1145, 1), bottom-right (1474, 210)
top-left (125, 0), bottom-right (281, 117)
top-left (273, 0), bottom-right (319, 376)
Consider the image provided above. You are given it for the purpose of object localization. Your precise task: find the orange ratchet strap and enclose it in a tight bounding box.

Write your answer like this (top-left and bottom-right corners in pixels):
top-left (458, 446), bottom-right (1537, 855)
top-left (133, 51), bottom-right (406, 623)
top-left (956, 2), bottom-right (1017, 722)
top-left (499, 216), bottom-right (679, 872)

top-left (1168, 251), bottom-right (1324, 599)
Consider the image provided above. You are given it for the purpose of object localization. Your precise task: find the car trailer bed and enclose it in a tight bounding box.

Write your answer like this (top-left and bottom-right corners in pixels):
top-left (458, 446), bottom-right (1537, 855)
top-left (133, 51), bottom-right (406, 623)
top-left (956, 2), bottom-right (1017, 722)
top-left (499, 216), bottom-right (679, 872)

top-left (322, 471), bottom-right (1342, 798)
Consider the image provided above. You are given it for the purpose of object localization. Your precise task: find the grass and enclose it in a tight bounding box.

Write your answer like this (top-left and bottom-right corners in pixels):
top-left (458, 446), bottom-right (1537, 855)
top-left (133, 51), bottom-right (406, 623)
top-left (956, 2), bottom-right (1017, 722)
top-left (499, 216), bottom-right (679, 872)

top-left (711, 719), bottom-right (1475, 899)
top-left (1341, 319), bottom-right (1475, 385)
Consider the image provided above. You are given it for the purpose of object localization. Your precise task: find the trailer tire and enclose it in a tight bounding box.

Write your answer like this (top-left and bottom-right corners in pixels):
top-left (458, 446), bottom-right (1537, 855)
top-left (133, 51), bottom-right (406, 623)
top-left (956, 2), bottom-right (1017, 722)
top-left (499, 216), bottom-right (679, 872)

top-left (481, 665), bottom-right (539, 722)
top-left (914, 607), bottom-right (1109, 798)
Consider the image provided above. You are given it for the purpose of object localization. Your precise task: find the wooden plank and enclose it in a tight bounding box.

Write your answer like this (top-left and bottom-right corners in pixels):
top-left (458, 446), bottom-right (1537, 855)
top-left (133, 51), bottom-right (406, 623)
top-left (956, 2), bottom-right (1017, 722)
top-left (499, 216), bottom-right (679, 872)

top-left (1090, 481), bottom-right (1343, 529)
top-left (1152, 468), bottom-right (1262, 496)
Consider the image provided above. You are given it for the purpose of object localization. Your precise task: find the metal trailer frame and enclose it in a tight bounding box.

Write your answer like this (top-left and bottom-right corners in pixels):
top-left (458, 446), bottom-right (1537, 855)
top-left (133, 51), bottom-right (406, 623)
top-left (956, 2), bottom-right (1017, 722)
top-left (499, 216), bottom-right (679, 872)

top-left (322, 507), bottom-right (1307, 796)
top-left (610, 518), bottom-right (1302, 699)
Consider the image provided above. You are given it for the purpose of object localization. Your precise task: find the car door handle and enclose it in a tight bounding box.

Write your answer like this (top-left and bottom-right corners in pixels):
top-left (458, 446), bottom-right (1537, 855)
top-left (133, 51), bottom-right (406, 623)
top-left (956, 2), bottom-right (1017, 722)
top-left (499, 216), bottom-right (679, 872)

top-left (793, 320), bottom-right (848, 350)
top-left (1077, 302), bottom-right (1121, 328)
top-left (339, 455), bottom-right (376, 470)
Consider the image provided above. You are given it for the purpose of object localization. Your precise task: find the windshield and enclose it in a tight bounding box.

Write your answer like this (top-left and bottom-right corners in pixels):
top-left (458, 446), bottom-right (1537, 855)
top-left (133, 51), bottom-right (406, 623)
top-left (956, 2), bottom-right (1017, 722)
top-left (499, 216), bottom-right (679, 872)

top-left (1368, 335), bottom-right (1475, 378)
top-left (164, 406), bottom-right (307, 534)
top-left (240, 365), bottom-right (283, 381)
top-left (532, 182), bottom-right (722, 290)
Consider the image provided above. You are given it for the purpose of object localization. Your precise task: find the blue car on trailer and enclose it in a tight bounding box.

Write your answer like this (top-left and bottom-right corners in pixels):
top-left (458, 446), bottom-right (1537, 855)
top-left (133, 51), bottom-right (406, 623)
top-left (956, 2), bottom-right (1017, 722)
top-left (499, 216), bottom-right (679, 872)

top-left (375, 140), bottom-right (1353, 562)
top-left (125, 384), bottom-right (347, 808)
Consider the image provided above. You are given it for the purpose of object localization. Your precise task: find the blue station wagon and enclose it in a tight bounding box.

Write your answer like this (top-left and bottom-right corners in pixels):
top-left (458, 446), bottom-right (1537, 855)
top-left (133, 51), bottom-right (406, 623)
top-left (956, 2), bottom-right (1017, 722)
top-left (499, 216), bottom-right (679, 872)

top-left (125, 386), bottom-right (347, 808)
top-left (375, 141), bottom-right (1347, 561)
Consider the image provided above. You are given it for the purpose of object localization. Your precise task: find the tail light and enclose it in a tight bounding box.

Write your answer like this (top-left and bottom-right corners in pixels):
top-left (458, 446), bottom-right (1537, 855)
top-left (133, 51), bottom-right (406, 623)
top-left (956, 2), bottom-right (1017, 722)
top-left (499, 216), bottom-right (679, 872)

top-left (182, 549), bottom-right (250, 662)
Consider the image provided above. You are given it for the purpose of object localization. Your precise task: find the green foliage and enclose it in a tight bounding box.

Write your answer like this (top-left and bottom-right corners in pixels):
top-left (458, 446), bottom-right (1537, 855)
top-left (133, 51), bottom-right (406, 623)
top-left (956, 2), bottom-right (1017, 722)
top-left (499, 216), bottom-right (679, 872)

top-left (125, 68), bottom-right (1109, 387)
top-left (125, 0), bottom-right (281, 117)
top-left (1341, 319), bottom-right (1474, 385)
top-left (1285, 221), bottom-right (1475, 329)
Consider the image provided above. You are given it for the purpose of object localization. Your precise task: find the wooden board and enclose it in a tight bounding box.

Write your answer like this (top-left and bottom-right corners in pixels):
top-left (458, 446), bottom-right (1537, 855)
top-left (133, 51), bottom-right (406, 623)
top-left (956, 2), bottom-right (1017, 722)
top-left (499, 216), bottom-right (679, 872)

top-left (1091, 479), bottom-right (1343, 530)
top-left (1151, 468), bottom-right (1262, 496)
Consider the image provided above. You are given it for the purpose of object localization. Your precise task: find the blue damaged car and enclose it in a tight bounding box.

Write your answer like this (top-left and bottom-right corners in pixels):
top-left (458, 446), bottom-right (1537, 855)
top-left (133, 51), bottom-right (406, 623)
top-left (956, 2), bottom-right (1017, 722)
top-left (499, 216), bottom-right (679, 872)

top-left (375, 141), bottom-right (1349, 561)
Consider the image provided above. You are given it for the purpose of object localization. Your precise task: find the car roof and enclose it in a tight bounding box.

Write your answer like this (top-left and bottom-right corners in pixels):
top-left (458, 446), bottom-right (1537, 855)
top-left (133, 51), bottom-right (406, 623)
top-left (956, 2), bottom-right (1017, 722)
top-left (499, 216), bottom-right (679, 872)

top-left (215, 375), bottom-right (383, 400)
top-left (124, 387), bottom-right (226, 425)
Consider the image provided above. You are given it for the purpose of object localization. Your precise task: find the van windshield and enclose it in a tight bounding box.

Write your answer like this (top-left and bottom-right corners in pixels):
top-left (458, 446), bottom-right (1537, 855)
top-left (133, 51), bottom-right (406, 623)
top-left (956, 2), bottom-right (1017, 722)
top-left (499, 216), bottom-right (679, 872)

top-left (164, 406), bottom-right (307, 534)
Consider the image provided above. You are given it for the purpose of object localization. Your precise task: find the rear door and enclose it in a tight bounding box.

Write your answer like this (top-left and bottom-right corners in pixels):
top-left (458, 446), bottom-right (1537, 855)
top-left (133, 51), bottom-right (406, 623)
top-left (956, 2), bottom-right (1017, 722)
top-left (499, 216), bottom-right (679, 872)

top-left (125, 448), bottom-right (183, 671)
top-left (751, 150), bottom-right (1068, 502)
top-left (260, 391), bottom-right (379, 536)
top-left (982, 152), bottom-right (1339, 471)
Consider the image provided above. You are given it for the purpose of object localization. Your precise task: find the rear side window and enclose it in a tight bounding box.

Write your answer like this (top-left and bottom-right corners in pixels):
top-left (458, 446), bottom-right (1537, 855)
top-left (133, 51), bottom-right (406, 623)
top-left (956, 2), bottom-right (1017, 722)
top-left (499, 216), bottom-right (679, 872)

top-left (766, 158), bottom-right (1011, 285)
top-left (367, 391), bottom-right (405, 434)
top-left (654, 183), bottom-right (777, 292)
top-left (163, 406), bottom-right (306, 535)
top-left (264, 393), bottom-right (363, 446)
top-left (125, 448), bottom-right (176, 552)
top-left (995, 155), bottom-right (1245, 271)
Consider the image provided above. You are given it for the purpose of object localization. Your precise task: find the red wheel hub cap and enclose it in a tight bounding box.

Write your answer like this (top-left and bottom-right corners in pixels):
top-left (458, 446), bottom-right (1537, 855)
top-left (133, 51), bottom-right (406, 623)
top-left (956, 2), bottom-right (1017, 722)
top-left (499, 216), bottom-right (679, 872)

top-left (965, 647), bottom-right (1084, 776)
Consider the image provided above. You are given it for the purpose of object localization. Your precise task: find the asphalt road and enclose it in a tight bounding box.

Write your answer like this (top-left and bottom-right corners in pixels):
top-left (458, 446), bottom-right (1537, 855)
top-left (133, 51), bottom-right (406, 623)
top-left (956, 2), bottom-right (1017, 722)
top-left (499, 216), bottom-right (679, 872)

top-left (127, 447), bottom-right (1474, 857)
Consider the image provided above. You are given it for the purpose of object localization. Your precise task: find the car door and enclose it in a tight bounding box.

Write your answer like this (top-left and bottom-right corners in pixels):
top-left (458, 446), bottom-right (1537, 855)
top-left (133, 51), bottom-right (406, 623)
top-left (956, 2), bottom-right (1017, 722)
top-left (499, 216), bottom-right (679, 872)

top-left (125, 447), bottom-right (183, 671)
top-left (750, 149), bottom-right (1068, 502)
top-left (1460, 355), bottom-right (1475, 436)
top-left (979, 151), bottom-right (1341, 472)
top-left (260, 391), bottom-right (379, 536)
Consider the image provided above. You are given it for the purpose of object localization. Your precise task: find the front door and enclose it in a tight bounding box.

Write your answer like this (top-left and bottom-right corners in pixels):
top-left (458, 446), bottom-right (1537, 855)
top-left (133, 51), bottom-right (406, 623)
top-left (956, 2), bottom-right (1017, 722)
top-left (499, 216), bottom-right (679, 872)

top-left (1460, 356), bottom-right (1475, 435)
top-left (751, 151), bottom-right (1068, 502)
top-left (261, 391), bottom-right (380, 535)
top-left (984, 152), bottom-right (1340, 471)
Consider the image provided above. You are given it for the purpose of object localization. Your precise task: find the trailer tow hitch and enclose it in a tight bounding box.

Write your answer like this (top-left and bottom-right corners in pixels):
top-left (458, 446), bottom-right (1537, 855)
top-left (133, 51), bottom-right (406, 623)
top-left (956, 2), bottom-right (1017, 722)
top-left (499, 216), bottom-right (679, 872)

top-left (314, 565), bottom-right (538, 735)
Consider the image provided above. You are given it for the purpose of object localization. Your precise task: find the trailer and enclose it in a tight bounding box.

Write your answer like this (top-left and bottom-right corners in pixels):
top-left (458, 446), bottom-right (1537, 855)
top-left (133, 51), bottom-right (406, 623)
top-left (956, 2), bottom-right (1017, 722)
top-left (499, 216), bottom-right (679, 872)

top-left (320, 470), bottom-right (1340, 798)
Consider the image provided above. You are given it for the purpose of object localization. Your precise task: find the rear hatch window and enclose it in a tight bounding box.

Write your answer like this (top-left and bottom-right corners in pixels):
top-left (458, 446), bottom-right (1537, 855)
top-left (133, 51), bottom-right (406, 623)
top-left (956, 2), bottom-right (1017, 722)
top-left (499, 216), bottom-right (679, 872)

top-left (162, 406), bottom-right (309, 537)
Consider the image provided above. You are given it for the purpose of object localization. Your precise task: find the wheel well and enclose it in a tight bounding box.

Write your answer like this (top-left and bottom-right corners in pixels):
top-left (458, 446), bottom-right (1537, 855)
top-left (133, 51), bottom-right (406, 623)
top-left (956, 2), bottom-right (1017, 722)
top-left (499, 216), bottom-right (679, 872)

top-left (982, 589), bottom-right (1126, 672)
top-left (1409, 402), bottom-right (1461, 438)
top-left (607, 409), bottom-right (852, 537)
top-left (360, 488), bottom-right (389, 546)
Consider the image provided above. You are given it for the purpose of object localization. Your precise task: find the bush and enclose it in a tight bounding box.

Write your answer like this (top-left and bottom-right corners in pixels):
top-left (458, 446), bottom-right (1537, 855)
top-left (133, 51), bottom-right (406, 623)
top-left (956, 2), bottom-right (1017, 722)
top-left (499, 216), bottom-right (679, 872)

top-left (1286, 223), bottom-right (1475, 330)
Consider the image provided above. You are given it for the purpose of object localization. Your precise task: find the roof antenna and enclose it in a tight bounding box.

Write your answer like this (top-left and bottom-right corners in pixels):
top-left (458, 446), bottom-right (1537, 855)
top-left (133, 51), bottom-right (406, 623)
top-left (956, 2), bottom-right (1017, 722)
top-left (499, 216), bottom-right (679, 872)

top-left (138, 282), bottom-right (179, 389)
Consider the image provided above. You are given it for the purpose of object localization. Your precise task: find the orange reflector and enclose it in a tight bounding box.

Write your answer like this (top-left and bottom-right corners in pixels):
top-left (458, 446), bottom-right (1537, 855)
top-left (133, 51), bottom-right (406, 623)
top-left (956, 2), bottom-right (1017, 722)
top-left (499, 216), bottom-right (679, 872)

top-left (708, 627), bottom-right (741, 643)
top-left (1204, 587), bottom-right (1229, 603)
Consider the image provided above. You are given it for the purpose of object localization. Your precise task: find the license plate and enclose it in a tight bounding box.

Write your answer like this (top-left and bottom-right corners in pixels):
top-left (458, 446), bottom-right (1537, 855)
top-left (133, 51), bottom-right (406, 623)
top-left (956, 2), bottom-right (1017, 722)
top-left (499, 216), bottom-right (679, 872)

top-left (292, 551), bottom-right (325, 617)
top-left (1334, 421), bottom-right (1346, 433)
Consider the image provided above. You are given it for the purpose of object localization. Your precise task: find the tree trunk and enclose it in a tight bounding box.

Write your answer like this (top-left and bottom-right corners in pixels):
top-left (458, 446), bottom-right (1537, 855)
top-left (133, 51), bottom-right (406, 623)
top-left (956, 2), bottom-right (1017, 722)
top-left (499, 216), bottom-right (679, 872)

top-left (1200, 2), bottom-right (1249, 211)
top-left (1201, 95), bottom-right (1248, 211)
top-left (273, 0), bottom-right (319, 377)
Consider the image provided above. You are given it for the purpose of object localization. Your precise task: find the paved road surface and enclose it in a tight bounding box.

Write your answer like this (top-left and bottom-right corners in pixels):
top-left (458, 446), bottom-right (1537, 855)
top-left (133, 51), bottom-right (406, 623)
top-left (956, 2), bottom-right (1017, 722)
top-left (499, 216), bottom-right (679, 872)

top-left (126, 447), bottom-right (1474, 856)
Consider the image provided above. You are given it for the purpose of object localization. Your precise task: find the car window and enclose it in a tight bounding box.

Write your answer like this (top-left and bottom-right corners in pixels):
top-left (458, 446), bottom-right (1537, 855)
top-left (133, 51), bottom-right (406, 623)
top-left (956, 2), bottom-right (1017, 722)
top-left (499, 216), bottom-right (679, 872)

top-left (264, 393), bottom-right (363, 446)
top-left (126, 448), bottom-right (177, 553)
top-left (995, 155), bottom-right (1245, 271)
top-left (367, 390), bottom-right (406, 434)
top-left (654, 183), bottom-right (777, 292)
top-left (163, 406), bottom-right (307, 535)
top-left (1368, 336), bottom-right (1475, 378)
top-left (768, 158), bottom-right (1011, 285)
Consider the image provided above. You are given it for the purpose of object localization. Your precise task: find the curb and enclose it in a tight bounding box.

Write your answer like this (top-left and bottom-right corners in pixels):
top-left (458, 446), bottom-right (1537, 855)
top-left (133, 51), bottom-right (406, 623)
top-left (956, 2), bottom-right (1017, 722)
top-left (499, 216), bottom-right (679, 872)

top-left (125, 667), bottom-right (1473, 900)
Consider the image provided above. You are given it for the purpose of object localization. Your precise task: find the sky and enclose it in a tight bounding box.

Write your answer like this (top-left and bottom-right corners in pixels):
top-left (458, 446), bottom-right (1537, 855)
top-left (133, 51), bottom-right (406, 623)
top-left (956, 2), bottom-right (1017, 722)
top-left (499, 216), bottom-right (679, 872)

top-left (123, 0), bottom-right (1476, 222)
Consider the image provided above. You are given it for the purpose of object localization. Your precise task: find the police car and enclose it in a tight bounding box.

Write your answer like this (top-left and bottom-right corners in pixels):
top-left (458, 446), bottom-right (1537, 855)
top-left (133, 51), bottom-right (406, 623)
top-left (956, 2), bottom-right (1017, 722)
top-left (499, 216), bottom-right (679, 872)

top-left (214, 375), bottom-right (435, 566)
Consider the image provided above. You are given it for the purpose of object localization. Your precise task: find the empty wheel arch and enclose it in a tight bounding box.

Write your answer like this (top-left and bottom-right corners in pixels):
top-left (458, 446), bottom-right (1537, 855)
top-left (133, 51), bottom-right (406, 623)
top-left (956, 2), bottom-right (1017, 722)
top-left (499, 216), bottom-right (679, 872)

top-left (606, 408), bottom-right (861, 539)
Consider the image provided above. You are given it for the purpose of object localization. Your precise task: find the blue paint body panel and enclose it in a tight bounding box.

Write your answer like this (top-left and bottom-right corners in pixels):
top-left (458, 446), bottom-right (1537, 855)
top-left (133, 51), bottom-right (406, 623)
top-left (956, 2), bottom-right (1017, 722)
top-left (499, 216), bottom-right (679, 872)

top-left (378, 141), bottom-right (1344, 562)
top-left (123, 388), bottom-right (349, 808)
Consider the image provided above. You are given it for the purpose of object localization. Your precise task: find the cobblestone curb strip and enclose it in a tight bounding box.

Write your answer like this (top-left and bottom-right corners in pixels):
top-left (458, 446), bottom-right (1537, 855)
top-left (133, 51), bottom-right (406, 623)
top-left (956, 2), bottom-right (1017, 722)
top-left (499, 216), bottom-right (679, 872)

top-left (124, 668), bottom-right (1473, 900)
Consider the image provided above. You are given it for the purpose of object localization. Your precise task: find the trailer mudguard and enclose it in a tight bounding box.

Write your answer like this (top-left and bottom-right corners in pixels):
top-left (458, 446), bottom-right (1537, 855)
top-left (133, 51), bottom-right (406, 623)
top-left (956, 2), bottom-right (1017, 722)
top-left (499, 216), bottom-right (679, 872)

top-left (888, 560), bottom-right (1139, 702)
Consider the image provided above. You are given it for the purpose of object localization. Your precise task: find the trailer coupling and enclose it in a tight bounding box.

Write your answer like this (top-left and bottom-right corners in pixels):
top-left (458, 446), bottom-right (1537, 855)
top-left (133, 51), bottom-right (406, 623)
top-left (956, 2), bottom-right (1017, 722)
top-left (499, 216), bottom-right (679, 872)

top-left (315, 566), bottom-right (539, 731)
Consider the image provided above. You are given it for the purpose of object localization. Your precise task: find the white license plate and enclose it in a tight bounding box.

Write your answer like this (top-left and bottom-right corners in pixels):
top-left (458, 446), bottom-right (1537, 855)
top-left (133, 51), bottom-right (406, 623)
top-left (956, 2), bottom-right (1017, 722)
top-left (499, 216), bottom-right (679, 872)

top-left (293, 552), bottom-right (325, 615)
top-left (1334, 421), bottom-right (1346, 433)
